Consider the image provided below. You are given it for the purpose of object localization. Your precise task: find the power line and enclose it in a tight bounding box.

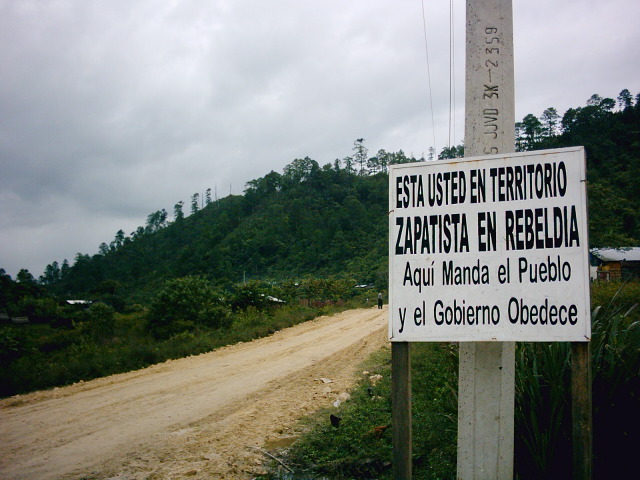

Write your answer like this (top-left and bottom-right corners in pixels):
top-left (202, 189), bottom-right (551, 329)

top-left (421, 0), bottom-right (437, 151)
top-left (448, 0), bottom-right (456, 148)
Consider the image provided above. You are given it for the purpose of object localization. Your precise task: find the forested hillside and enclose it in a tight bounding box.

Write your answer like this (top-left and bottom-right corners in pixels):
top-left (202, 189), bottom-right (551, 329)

top-left (39, 147), bottom-right (408, 303)
top-left (516, 90), bottom-right (640, 247)
top-left (5, 90), bottom-right (640, 307)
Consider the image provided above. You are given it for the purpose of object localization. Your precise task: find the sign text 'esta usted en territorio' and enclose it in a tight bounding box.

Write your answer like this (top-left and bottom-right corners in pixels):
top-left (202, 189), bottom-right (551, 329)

top-left (388, 147), bottom-right (590, 342)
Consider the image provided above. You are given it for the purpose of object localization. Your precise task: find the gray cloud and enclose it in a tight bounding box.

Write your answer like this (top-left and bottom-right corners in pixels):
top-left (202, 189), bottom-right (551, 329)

top-left (1, 0), bottom-right (638, 278)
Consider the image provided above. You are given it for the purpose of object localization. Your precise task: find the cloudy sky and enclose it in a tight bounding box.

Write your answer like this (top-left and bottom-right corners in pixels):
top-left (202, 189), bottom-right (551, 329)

top-left (1, 0), bottom-right (638, 279)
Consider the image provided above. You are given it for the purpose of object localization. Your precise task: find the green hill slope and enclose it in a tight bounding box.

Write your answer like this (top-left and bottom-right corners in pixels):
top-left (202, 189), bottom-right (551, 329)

top-left (48, 157), bottom-right (393, 303)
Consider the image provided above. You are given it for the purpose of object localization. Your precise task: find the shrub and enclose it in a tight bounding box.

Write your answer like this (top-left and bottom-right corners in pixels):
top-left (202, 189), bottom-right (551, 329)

top-left (590, 283), bottom-right (640, 479)
top-left (229, 280), bottom-right (272, 311)
top-left (18, 296), bottom-right (64, 323)
top-left (280, 344), bottom-right (457, 479)
top-left (79, 302), bottom-right (116, 342)
top-left (0, 329), bottom-right (26, 363)
top-left (147, 276), bottom-right (232, 338)
top-left (97, 294), bottom-right (126, 313)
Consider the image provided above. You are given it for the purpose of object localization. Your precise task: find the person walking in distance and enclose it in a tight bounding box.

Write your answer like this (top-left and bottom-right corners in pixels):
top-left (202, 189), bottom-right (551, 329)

top-left (377, 292), bottom-right (383, 309)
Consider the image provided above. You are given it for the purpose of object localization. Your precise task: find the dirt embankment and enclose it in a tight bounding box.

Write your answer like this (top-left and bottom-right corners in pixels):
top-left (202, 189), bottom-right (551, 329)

top-left (0, 307), bottom-right (388, 479)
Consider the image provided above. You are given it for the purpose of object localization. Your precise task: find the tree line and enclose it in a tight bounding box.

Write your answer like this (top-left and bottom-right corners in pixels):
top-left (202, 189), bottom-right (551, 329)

top-left (518, 89), bottom-right (640, 246)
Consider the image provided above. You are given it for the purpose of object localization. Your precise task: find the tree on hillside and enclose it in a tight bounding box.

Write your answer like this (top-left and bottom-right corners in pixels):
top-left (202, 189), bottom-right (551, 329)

top-left (367, 151), bottom-right (388, 174)
top-left (541, 107), bottom-right (560, 137)
top-left (245, 171), bottom-right (283, 202)
top-left (174, 201), bottom-right (184, 221)
top-left (40, 262), bottom-right (60, 285)
top-left (191, 193), bottom-right (200, 215)
top-left (516, 91), bottom-right (640, 245)
top-left (114, 230), bottom-right (125, 249)
top-left (587, 182), bottom-right (637, 247)
top-left (519, 113), bottom-right (544, 150)
top-left (61, 260), bottom-right (70, 280)
top-left (561, 108), bottom-right (579, 135)
top-left (587, 94), bottom-right (603, 107)
top-left (586, 94), bottom-right (615, 115)
top-left (147, 276), bottom-right (231, 338)
top-left (438, 144), bottom-right (464, 159)
top-left (617, 89), bottom-right (633, 110)
top-left (343, 155), bottom-right (354, 173)
top-left (388, 149), bottom-right (412, 164)
top-left (16, 269), bottom-right (36, 285)
top-left (353, 138), bottom-right (368, 175)
top-left (283, 157), bottom-right (319, 185)
top-left (146, 209), bottom-right (168, 233)
top-left (131, 226), bottom-right (145, 240)
top-left (376, 149), bottom-right (389, 172)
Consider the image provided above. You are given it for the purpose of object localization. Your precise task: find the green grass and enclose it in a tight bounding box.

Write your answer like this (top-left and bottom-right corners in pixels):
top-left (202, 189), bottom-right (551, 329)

top-left (262, 343), bottom-right (458, 480)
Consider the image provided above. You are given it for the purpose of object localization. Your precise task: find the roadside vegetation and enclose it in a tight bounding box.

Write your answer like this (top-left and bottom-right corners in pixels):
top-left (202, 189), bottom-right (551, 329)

top-left (259, 280), bottom-right (640, 479)
top-left (0, 276), bottom-right (377, 398)
top-left (264, 342), bottom-right (458, 480)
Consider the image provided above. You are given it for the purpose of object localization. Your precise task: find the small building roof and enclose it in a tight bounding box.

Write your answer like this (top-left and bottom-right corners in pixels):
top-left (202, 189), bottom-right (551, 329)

top-left (590, 247), bottom-right (640, 262)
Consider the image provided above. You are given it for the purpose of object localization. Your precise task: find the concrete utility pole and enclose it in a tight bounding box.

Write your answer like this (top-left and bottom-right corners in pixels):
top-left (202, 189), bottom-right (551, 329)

top-left (458, 1), bottom-right (515, 479)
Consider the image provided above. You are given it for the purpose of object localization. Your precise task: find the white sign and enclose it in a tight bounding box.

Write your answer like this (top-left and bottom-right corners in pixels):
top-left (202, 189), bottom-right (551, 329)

top-left (388, 147), bottom-right (590, 342)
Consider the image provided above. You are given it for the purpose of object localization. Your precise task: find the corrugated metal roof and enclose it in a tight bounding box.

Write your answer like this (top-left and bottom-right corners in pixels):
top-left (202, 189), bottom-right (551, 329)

top-left (590, 247), bottom-right (640, 262)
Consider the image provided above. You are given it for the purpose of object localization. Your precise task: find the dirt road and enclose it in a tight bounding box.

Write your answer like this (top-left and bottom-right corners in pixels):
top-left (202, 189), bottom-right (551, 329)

top-left (0, 307), bottom-right (388, 479)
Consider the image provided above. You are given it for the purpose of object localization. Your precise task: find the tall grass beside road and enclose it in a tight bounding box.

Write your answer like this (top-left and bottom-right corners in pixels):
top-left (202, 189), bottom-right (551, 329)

top-left (515, 281), bottom-right (639, 479)
top-left (261, 343), bottom-right (458, 479)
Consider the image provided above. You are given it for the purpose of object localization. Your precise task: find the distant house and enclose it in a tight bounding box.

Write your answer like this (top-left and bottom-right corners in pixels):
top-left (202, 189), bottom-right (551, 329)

top-left (66, 300), bottom-right (92, 305)
top-left (589, 247), bottom-right (640, 281)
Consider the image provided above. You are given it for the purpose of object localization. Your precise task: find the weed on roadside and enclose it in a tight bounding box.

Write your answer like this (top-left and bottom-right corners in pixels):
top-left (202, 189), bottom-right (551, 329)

top-left (261, 343), bottom-right (457, 480)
